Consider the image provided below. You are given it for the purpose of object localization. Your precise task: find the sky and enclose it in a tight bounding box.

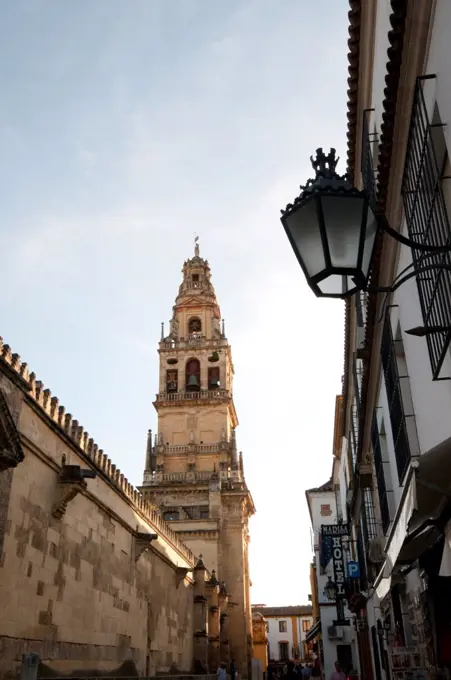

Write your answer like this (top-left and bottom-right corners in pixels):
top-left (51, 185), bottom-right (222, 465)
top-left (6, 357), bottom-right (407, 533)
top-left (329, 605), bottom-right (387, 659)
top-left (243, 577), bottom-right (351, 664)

top-left (0, 0), bottom-right (349, 605)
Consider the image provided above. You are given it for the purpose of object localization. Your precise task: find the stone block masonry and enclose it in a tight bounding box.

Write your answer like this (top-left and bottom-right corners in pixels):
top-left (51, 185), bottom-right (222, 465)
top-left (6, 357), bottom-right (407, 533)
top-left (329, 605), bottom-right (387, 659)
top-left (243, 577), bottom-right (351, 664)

top-left (0, 339), bottom-right (196, 679)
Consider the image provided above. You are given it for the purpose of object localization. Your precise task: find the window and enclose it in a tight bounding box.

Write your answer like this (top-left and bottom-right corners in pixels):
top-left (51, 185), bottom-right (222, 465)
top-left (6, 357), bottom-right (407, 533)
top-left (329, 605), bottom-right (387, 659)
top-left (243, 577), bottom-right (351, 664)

top-left (402, 78), bottom-right (451, 380)
top-left (186, 358), bottom-right (201, 391)
top-left (372, 415), bottom-right (390, 534)
top-left (279, 620), bottom-right (287, 633)
top-left (200, 506), bottom-right (209, 519)
top-left (163, 510), bottom-right (179, 521)
top-left (208, 366), bottom-right (220, 389)
top-left (380, 315), bottom-right (411, 483)
top-left (279, 641), bottom-right (289, 661)
top-left (192, 274), bottom-right (199, 283)
top-left (188, 317), bottom-right (202, 338)
top-left (361, 488), bottom-right (377, 547)
top-left (166, 369), bottom-right (178, 393)
top-left (302, 620), bottom-right (311, 632)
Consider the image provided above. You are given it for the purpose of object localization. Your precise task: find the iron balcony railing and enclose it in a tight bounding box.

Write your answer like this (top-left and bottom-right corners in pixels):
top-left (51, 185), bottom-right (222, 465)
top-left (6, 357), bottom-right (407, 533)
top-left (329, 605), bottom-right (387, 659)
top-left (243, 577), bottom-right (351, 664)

top-left (371, 414), bottom-right (390, 534)
top-left (361, 487), bottom-right (378, 549)
top-left (402, 75), bottom-right (451, 380)
top-left (381, 314), bottom-right (411, 483)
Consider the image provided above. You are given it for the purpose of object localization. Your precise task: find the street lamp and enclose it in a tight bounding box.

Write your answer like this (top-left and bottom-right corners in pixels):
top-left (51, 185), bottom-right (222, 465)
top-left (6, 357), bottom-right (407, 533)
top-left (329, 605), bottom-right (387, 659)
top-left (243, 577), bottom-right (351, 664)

top-left (280, 148), bottom-right (451, 300)
top-left (324, 577), bottom-right (338, 601)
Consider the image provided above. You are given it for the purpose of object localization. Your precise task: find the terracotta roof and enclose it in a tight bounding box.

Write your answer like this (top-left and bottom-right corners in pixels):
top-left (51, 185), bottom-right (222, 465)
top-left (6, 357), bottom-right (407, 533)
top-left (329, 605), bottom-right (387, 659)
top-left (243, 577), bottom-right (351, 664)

top-left (346, 0), bottom-right (362, 179)
top-left (342, 0), bottom-right (362, 416)
top-left (356, 0), bottom-right (408, 478)
top-left (305, 478), bottom-right (333, 494)
top-left (252, 605), bottom-right (312, 617)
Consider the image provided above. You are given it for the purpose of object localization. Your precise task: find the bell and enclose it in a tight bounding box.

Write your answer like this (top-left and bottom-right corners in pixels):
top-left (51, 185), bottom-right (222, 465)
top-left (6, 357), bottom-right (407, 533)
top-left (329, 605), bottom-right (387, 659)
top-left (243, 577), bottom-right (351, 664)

top-left (187, 374), bottom-right (200, 390)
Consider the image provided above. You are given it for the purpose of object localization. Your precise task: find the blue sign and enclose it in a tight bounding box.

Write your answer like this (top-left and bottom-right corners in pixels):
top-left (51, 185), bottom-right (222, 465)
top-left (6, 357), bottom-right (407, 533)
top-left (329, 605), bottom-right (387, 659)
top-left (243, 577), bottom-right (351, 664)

top-left (347, 561), bottom-right (361, 578)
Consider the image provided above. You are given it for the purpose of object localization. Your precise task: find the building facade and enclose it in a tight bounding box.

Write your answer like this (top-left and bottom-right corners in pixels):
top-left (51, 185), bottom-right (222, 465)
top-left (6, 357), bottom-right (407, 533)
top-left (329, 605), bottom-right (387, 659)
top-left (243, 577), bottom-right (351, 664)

top-left (0, 339), bottom-right (212, 678)
top-left (252, 606), bottom-right (313, 664)
top-left (305, 480), bottom-right (360, 679)
top-left (139, 243), bottom-right (255, 678)
top-left (308, 1), bottom-right (451, 679)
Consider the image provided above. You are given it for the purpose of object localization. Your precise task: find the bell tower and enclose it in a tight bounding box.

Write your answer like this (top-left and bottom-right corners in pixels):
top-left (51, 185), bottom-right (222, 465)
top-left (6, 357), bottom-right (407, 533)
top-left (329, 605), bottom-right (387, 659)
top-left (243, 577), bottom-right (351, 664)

top-left (140, 241), bottom-right (255, 678)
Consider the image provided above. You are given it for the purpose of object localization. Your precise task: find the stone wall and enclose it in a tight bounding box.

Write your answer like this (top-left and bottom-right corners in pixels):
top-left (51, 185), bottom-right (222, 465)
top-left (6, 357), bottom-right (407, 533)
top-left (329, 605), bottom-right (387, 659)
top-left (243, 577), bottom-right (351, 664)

top-left (0, 355), bottom-right (196, 680)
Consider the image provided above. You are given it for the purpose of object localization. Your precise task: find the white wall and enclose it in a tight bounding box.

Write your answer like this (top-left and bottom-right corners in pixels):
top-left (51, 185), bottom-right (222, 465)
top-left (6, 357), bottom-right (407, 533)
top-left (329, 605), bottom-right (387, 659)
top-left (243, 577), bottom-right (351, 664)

top-left (308, 490), bottom-right (359, 679)
top-left (267, 617), bottom-right (292, 661)
top-left (266, 616), bottom-right (314, 661)
top-left (363, 3), bottom-right (451, 677)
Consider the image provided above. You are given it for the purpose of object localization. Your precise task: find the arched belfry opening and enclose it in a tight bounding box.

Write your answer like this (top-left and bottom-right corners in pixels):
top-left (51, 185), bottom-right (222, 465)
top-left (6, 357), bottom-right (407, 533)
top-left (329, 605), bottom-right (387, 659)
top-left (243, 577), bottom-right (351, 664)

top-left (188, 317), bottom-right (202, 339)
top-left (186, 358), bottom-right (201, 391)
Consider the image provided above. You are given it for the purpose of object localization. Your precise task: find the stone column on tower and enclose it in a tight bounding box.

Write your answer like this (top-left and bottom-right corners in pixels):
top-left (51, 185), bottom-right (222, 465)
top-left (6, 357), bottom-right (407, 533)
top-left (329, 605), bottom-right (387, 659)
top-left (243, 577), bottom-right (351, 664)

top-left (139, 242), bottom-right (255, 678)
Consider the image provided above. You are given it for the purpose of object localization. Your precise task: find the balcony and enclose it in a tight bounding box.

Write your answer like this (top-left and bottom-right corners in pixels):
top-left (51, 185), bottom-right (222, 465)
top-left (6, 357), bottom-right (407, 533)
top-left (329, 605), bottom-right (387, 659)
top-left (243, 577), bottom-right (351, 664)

top-left (142, 469), bottom-right (243, 487)
top-left (159, 337), bottom-right (228, 351)
top-left (154, 389), bottom-right (232, 405)
top-left (155, 441), bottom-right (232, 456)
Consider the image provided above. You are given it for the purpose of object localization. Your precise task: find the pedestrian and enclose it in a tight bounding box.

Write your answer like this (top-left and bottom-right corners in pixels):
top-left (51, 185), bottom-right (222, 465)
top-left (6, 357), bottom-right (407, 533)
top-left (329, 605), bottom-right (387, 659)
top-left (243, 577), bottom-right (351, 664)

top-left (329, 661), bottom-right (346, 680)
top-left (230, 658), bottom-right (237, 680)
top-left (302, 663), bottom-right (312, 677)
top-left (217, 662), bottom-right (227, 680)
top-left (286, 661), bottom-right (297, 680)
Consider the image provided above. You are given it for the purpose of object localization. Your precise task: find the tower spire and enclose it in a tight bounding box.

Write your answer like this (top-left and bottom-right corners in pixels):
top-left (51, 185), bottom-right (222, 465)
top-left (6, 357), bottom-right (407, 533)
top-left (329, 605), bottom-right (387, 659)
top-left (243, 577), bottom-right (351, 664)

top-left (194, 234), bottom-right (200, 257)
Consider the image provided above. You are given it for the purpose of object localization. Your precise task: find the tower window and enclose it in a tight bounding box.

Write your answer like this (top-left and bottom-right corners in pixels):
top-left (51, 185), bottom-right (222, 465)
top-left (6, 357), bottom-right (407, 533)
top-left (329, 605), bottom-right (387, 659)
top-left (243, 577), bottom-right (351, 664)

top-left (208, 366), bottom-right (220, 389)
top-left (186, 358), bottom-right (201, 391)
top-left (192, 274), bottom-right (200, 287)
top-left (188, 317), bottom-right (202, 338)
top-left (166, 369), bottom-right (178, 393)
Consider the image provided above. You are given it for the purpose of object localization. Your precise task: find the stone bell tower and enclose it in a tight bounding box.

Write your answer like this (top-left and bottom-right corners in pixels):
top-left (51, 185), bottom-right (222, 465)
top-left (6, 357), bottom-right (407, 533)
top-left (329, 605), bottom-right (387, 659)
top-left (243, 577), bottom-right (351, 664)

top-left (140, 241), bottom-right (255, 677)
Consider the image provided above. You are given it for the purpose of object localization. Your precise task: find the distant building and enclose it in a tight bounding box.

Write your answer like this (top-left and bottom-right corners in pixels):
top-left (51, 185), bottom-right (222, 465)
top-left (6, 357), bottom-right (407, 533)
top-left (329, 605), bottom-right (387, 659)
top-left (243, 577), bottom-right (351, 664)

top-left (305, 476), bottom-right (360, 679)
top-left (252, 605), bottom-right (313, 662)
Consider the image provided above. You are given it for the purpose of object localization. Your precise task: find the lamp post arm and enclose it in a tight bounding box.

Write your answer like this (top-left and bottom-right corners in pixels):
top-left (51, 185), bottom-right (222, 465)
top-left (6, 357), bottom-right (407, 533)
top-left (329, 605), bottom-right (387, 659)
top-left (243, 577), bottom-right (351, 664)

top-left (370, 263), bottom-right (451, 294)
top-left (377, 213), bottom-right (451, 253)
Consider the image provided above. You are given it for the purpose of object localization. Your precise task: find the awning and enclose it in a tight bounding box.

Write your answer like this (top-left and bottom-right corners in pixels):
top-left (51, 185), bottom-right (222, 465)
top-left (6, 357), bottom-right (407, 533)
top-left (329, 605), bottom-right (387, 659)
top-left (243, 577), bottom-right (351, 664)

top-left (305, 619), bottom-right (322, 643)
top-left (375, 437), bottom-right (451, 601)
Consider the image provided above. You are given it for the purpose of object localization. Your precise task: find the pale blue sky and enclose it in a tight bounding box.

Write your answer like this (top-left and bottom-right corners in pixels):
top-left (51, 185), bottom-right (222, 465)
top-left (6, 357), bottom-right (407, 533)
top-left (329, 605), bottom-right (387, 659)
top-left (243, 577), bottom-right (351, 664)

top-left (1, 0), bottom-right (348, 604)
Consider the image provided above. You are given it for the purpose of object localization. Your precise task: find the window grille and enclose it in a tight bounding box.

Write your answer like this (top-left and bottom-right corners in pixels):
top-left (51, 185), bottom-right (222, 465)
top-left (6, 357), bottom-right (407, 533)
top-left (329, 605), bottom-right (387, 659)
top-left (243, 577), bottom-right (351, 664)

top-left (380, 315), bottom-right (411, 482)
top-left (402, 75), bottom-right (451, 380)
top-left (371, 415), bottom-right (390, 533)
top-left (361, 488), bottom-right (378, 546)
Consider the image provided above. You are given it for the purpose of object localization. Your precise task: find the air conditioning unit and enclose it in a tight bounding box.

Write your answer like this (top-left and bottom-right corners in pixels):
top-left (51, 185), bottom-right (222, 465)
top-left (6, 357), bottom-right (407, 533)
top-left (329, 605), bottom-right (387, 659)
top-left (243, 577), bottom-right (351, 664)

top-left (368, 537), bottom-right (384, 564)
top-left (328, 626), bottom-right (344, 640)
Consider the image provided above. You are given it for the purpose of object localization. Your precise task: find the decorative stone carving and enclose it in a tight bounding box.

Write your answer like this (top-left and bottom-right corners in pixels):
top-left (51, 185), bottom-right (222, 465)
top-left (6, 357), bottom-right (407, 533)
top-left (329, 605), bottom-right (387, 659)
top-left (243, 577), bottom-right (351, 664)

top-left (52, 465), bottom-right (96, 519)
top-left (135, 531), bottom-right (158, 561)
top-left (0, 388), bottom-right (25, 471)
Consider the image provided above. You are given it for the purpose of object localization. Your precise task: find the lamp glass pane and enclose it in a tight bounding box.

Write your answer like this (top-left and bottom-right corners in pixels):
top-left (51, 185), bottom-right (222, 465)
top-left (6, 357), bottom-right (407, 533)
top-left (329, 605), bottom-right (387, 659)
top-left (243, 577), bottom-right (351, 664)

top-left (321, 195), bottom-right (365, 269)
top-left (284, 198), bottom-right (326, 278)
top-left (317, 274), bottom-right (347, 297)
top-left (361, 206), bottom-right (378, 280)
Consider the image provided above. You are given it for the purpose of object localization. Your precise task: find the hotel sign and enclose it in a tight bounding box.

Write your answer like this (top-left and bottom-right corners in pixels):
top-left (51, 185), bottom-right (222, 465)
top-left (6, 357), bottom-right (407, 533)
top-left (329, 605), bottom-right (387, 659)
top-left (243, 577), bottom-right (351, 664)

top-left (321, 524), bottom-right (349, 625)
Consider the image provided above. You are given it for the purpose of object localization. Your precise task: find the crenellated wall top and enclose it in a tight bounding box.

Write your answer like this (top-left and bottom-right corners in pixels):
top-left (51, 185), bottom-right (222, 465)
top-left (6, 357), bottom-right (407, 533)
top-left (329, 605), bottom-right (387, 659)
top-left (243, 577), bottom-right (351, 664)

top-left (0, 336), bottom-right (196, 567)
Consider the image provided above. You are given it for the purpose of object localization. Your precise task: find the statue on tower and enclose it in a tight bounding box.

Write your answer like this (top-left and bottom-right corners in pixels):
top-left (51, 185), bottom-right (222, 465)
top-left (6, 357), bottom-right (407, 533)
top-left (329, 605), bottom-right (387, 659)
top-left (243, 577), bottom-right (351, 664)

top-left (194, 235), bottom-right (200, 258)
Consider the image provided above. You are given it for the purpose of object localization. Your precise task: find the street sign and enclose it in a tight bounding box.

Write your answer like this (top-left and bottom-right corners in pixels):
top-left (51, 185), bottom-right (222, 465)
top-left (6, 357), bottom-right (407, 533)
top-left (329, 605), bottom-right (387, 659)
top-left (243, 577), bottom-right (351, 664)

top-left (347, 561), bottom-right (361, 578)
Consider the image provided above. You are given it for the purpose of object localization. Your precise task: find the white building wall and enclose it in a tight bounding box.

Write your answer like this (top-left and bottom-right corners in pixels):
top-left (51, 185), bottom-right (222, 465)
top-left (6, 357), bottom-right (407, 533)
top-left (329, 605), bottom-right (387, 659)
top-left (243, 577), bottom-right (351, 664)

top-left (266, 615), bottom-right (314, 661)
top-left (267, 617), bottom-right (292, 662)
top-left (361, 3), bottom-right (451, 677)
top-left (308, 490), bottom-right (359, 679)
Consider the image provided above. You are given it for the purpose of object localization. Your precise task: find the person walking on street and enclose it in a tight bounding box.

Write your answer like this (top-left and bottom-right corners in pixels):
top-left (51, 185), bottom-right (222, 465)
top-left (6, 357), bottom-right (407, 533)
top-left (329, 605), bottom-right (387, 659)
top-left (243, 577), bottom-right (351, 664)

top-left (330, 661), bottom-right (346, 680)
top-left (230, 659), bottom-right (237, 680)
top-left (217, 663), bottom-right (227, 680)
